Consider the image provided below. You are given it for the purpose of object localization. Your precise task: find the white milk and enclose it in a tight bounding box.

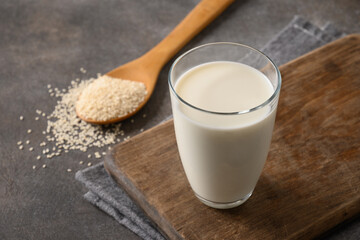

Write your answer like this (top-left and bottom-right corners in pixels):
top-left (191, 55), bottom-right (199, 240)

top-left (171, 61), bottom-right (277, 204)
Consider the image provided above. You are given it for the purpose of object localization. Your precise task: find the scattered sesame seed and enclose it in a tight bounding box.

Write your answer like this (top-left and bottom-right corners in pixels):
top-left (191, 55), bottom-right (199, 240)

top-left (87, 162), bottom-right (92, 166)
top-left (79, 161), bottom-right (84, 165)
top-left (87, 154), bottom-right (91, 158)
top-left (102, 152), bottom-right (106, 155)
top-left (47, 84), bottom-right (51, 88)
top-left (42, 164), bottom-right (47, 168)
top-left (32, 165), bottom-right (36, 170)
top-left (131, 119), bottom-right (134, 123)
top-left (67, 168), bottom-right (72, 172)
top-left (140, 128), bottom-right (144, 132)
top-left (142, 114), bottom-right (147, 118)
top-left (17, 74), bottom-right (126, 164)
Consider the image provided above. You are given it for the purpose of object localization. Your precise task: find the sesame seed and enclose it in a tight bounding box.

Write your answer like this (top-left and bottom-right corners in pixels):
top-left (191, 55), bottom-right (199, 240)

top-left (79, 161), bottom-right (84, 165)
top-left (131, 119), bottom-right (134, 123)
top-left (67, 169), bottom-right (72, 172)
top-left (142, 114), bottom-right (147, 118)
top-left (32, 165), bottom-right (36, 170)
top-left (18, 74), bottom-right (126, 162)
top-left (19, 116), bottom-right (24, 120)
top-left (87, 154), bottom-right (91, 158)
top-left (140, 128), bottom-right (144, 132)
top-left (102, 152), bottom-right (106, 155)
top-left (42, 164), bottom-right (47, 168)
top-left (76, 75), bottom-right (146, 122)
top-left (87, 162), bottom-right (92, 166)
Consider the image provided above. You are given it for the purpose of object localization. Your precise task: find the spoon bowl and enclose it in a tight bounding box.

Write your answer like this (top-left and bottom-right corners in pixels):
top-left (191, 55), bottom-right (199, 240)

top-left (76, 0), bottom-right (234, 124)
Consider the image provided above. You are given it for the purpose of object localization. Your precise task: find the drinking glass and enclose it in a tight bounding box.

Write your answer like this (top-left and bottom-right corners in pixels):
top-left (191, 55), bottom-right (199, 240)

top-left (168, 42), bottom-right (281, 209)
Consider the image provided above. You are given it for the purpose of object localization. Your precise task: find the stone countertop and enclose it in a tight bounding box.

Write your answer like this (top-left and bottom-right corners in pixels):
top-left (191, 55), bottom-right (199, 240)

top-left (0, 0), bottom-right (359, 239)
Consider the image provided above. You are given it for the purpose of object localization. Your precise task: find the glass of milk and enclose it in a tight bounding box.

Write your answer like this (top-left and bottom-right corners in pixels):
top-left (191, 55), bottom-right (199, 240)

top-left (168, 42), bottom-right (281, 209)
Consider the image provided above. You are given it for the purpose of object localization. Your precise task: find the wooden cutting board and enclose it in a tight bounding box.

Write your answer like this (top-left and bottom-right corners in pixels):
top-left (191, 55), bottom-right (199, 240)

top-left (104, 34), bottom-right (360, 240)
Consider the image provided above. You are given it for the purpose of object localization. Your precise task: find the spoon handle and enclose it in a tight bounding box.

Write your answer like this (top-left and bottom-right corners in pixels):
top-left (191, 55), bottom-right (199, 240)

top-left (143, 0), bottom-right (235, 70)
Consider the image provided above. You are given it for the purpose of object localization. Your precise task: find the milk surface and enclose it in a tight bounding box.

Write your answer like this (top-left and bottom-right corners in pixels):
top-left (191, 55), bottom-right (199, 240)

top-left (171, 61), bottom-right (277, 203)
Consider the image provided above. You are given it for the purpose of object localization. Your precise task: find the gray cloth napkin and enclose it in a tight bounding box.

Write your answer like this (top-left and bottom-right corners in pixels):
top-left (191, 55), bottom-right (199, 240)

top-left (75, 16), bottom-right (344, 240)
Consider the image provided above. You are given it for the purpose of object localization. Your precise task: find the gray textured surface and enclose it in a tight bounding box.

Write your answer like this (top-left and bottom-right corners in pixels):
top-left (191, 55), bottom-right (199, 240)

top-left (76, 163), bottom-right (166, 240)
top-left (0, 0), bottom-right (359, 239)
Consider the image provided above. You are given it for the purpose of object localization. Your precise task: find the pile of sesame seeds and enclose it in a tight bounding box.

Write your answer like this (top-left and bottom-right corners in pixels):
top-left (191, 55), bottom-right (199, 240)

top-left (76, 75), bottom-right (147, 121)
top-left (16, 70), bottom-right (147, 172)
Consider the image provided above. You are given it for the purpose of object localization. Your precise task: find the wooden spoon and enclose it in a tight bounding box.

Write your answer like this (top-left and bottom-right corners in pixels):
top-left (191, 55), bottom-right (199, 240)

top-left (76, 0), bottom-right (235, 124)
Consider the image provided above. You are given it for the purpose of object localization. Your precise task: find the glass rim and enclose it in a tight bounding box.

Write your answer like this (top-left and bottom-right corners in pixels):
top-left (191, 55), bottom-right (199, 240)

top-left (168, 42), bottom-right (282, 115)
